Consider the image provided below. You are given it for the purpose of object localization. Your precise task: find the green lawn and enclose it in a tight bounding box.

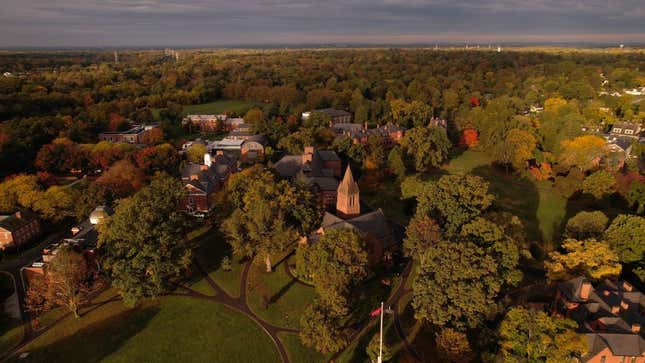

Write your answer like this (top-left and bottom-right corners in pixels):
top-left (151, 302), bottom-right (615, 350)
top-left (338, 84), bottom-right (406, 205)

top-left (189, 226), bottom-right (245, 297)
top-left (11, 294), bottom-right (280, 363)
top-left (246, 259), bottom-right (316, 330)
top-left (0, 315), bottom-right (22, 357)
top-left (279, 333), bottom-right (327, 363)
top-left (152, 100), bottom-right (262, 119)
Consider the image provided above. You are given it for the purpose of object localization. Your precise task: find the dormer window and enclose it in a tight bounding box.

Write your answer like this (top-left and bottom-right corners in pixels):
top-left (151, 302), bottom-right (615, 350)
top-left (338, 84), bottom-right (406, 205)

top-left (625, 129), bottom-right (634, 134)
top-left (613, 128), bottom-right (622, 133)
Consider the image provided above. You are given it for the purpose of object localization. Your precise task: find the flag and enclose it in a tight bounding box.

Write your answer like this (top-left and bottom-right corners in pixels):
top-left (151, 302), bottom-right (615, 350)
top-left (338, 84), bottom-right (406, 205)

top-left (370, 307), bottom-right (382, 317)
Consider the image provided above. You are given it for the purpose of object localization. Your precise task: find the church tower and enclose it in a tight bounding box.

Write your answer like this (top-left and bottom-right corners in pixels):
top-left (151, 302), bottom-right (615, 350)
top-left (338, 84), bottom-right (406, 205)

top-left (336, 165), bottom-right (360, 218)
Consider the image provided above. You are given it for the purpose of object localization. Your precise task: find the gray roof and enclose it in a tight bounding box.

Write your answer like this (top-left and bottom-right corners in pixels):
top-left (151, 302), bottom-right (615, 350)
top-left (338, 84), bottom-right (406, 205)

top-left (309, 177), bottom-right (339, 191)
top-left (585, 333), bottom-right (645, 358)
top-left (0, 210), bottom-right (38, 232)
top-left (315, 108), bottom-right (352, 118)
top-left (274, 149), bottom-right (340, 179)
top-left (319, 209), bottom-right (397, 249)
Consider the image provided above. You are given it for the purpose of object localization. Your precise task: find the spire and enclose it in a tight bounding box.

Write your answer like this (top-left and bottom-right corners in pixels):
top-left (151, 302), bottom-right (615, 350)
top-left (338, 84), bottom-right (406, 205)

top-left (336, 165), bottom-right (360, 218)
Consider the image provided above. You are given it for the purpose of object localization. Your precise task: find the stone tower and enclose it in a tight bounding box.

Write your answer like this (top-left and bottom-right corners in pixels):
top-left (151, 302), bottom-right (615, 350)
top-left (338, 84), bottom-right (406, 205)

top-left (336, 165), bottom-right (360, 218)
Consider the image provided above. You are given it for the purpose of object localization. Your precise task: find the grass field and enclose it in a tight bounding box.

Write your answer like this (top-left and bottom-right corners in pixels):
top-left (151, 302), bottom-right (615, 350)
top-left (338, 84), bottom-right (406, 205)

top-left (246, 259), bottom-right (316, 330)
top-left (152, 100), bottom-right (262, 119)
top-left (11, 293), bottom-right (279, 363)
top-left (279, 333), bottom-right (327, 363)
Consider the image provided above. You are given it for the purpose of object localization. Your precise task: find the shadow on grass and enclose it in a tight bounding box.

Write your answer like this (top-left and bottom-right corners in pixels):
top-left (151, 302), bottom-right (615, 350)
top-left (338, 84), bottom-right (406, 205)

top-left (12, 306), bottom-right (160, 363)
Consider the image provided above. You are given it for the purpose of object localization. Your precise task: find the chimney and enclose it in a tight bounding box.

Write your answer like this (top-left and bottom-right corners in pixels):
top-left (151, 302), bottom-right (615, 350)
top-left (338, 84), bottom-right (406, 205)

top-left (303, 146), bottom-right (314, 163)
top-left (611, 305), bottom-right (620, 314)
top-left (622, 281), bottom-right (633, 292)
top-left (603, 290), bottom-right (611, 297)
top-left (190, 174), bottom-right (199, 181)
top-left (363, 122), bottom-right (368, 130)
top-left (71, 226), bottom-right (81, 235)
top-left (216, 150), bottom-right (224, 156)
top-left (580, 281), bottom-right (592, 300)
top-left (620, 300), bottom-right (629, 310)
top-left (14, 211), bottom-right (22, 219)
top-left (632, 323), bottom-right (641, 334)
top-left (200, 165), bottom-right (208, 171)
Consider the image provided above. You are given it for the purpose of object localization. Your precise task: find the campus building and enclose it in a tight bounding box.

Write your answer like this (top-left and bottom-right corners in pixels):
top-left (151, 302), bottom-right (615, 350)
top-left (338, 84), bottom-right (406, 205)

top-left (0, 210), bottom-right (42, 251)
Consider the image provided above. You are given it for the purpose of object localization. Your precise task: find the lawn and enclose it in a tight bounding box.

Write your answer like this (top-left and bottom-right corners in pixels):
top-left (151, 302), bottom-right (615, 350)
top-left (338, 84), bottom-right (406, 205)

top-left (279, 333), bottom-right (327, 363)
top-left (246, 258), bottom-right (316, 330)
top-left (0, 315), bottom-right (22, 357)
top-left (152, 100), bottom-right (262, 119)
top-left (11, 294), bottom-right (280, 363)
top-left (189, 226), bottom-right (245, 297)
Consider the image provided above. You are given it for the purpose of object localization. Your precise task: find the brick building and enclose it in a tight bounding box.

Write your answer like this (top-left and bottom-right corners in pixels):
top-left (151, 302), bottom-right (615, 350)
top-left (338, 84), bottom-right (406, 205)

top-left (0, 210), bottom-right (42, 250)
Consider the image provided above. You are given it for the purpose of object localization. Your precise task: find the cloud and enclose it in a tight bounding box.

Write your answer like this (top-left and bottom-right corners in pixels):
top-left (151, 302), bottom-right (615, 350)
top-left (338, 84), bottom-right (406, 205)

top-left (0, 0), bottom-right (643, 46)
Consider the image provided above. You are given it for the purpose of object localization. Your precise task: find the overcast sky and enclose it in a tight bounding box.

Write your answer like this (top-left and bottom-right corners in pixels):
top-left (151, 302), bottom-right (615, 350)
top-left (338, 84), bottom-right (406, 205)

top-left (1, 0), bottom-right (644, 47)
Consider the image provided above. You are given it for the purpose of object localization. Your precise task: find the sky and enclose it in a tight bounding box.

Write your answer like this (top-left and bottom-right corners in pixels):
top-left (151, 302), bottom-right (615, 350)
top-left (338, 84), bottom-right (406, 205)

top-left (1, 0), bottom-right (645, 47)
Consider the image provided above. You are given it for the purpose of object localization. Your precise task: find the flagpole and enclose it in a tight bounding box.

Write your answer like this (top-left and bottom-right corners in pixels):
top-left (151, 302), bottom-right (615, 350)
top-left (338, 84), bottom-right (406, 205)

top-left (378, 301), bottom-right (383, 363)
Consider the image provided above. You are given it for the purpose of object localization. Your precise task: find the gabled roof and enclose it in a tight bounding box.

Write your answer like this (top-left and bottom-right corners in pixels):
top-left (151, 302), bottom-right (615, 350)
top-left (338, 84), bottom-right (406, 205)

top-left (0, 210), bottom-right (38, 232)
top-left (319, 209), bottom-right (396, 249)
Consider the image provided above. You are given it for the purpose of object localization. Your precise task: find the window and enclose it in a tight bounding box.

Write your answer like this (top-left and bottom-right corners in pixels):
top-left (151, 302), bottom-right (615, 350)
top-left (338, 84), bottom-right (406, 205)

top-left (625, 129), bottom-right (634, 134)
top-left (600, 356), bottom-right (606, 363)
top-left (613, 128), bottom-right (622, 133)
top-left (631, 357), bottom-right (637, 363)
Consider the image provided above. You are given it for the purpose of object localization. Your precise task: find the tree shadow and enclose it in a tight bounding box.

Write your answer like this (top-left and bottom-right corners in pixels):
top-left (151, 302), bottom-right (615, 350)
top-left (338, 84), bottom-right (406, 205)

top-left (470, 165), bottom-right (541, 243)
top-left (186, 228), bottom-right (233, 284)
top-left (12, 305), bottom-right (160, 363)
top-left (268, 279), bottom-right (297, 306)
top-left (561, 191), bottom-right (631, 237)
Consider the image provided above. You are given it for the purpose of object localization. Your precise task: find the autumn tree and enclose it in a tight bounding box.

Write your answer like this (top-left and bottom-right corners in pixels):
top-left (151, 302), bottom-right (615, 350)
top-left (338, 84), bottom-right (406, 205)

top-left (498, 307), bottom-right (587, 363)
top-left (564, 211), bottom-right (608, 240)
top-left (558, 135), bottom-right (607, 172)
top-left (403, 214), bottom-right (441, 259)
top-left (495, 128), bottom-right (536, 172)
top-left (435, 328), bottom-right (474, 363)
top-left (25, 245), bottom-right (97, 318)
top-left (0, 174), bottom-right (41, 213)
top-left (98, 175), bottom-right (193, 306)
top-left (545, 239), bottom-right (622, 282)
top-left (135, 143), bottom-right (181, 175)
top-left (582, 170), bottom-right (616, 200)
top-left (95, 160), bottom-right (144, 199)
top-left (400, 126), bottom-right (450, 171)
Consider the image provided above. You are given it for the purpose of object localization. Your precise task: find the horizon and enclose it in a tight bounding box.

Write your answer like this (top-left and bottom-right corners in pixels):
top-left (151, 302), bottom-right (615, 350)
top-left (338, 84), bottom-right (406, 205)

top-left (1, 0), bottom-right (644, 48)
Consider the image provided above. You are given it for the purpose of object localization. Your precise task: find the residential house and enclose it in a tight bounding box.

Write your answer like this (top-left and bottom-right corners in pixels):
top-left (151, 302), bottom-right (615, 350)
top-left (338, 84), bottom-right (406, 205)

top-left (274, 146), bottom-right (341, 208)
top-left (0, 210), bottom-right (42, 251)
top-left (98, 124), bottom-right (160, 144)
top-left (302, 108), bottom-right (352, 124)
top-left (606, 122), bottom-right (643, 157)
top-left (554, 277), bottom-right (645, 363)
top-left (180, 153), bottom-right (237, 216)
top-left (331, 122), bottom-right (406, 147)
top-left (303, 166), bottom-right (398, 265)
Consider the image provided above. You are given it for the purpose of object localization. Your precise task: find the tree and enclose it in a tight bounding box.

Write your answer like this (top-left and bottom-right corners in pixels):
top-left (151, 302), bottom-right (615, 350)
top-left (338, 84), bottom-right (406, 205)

top-left (565, 211), bottom-right (608, 240)
top-left (495, 128), bottom-right (536, 172)
top-left (222, 171), bottom-right (322, 272)
top-left (366, 333), bottom-right (393, 362)
top-left (626, 180), bottom-right (645, 214)
top-left (300, 228), bottom-right (368, 315)
top-left (95, 160), bottom-right (144, 199)
top-left (412, 241), bottom-right (501, 330)
top-left (25, 246), bottom-right (97, 318)
top-left (186, 143), bottom-right (207, 164)
top-left (98, 175), bottom-right (193, 306)
top-left (416, 174), bottom-right (494, 235)
top-left (435, 328), bottom-right (473, 363)
top-left (243, 108), bottom-right (264, 126)
top-left (558, 135), bottom-right (607, 172)
top-left (30, 185), bottom-right (75, 222)
top-left (404, 215), bottom-right (441, 259)
top-left (135, 143), bottom-right (181, 175)
top-left (545, 239), bottom-right (622, 282)
top-left (498, 307), bottom-right (587, 363)
top-left (400, 126), bottom-right (450, 171)
top-left (604, 215), bottom-right (645, 282)
top-left (582, 170), bottom-right (616, 200)
top-left (387, 146), bottom-right (406, 179)
top-left (299, 301), bottom-right (347, 354)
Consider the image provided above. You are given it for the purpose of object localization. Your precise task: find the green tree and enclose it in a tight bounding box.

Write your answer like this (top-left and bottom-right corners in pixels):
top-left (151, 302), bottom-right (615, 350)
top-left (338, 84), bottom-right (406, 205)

top-left (498, 307), bottom-right (587, 363)
top-left (387, 146), bottom-right (406, 179)
top-left (626, 181), bottom-right (645, 214)
top-left (400, 126), bottom-right (451, 171)
top-left (299, 301), bottom-right (347, 354)
top-left (495, 128), bottom-right (536, 172)
top-left (564, 211), bottom-right (608, 240)
top-left (582, 170), bottom-right (616, 199)
top-left (604, 214), bottom-right (645, 282)
top-left (403, 215), bottom-right (441, 259)
top-left (545, 238), bottom-right (622, 282)
top-left (416, 174), bottom-right (494, 235)
top-left (300, 228), bottom-right (368, 315)
top-left (366, 333), bottom-right (393, 362)
top-left (186, 143), bottom-right (207, 164)
top-left (412, 241), bottom-right (501, 330)
top-left (98, 175), bottom-right (193, 306)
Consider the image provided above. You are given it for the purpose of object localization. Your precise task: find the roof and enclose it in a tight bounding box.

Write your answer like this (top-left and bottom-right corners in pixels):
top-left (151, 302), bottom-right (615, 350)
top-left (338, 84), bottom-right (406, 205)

top-left (309, 177), bottom-right (339, 191)
top-left (314, 108), bottom-right (352, 118)
top-left (319, 209), bottom-right (396, 249)
top-left (273, 148), bottom-right (340, 179)
top-left (585, 333), bottom-right (645, 358)
top-left (209, 139), bottom-right (245, 150)
top-left (244, 134), bottom-right (268, 146)
top-left (0, 210), bottom-right (38, 232)
top-left (89, 206), bottom-right (112, 225)
top-left (317, 150), bottom-right (340, 161)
